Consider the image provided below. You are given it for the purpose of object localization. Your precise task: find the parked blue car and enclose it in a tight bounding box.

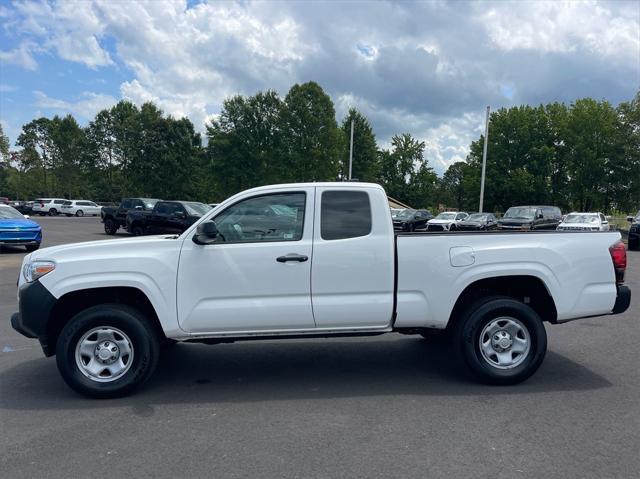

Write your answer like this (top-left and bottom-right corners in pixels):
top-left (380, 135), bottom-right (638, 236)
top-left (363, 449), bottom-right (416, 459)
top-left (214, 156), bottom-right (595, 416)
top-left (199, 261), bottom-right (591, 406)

top-left (0, 204), bottom-right (42, 251)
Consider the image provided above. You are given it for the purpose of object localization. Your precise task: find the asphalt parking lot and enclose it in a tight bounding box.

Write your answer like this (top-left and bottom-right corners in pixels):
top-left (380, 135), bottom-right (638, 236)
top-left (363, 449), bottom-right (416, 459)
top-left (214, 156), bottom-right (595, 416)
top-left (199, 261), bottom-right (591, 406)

top-left (1, 217), bottom-right (638, 478)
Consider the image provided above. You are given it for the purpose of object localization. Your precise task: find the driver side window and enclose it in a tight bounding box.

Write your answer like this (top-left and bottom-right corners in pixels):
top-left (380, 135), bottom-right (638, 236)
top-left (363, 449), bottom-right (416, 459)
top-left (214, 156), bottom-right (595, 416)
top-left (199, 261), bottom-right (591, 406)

top-left (213, 192), bottom-right (306, 243)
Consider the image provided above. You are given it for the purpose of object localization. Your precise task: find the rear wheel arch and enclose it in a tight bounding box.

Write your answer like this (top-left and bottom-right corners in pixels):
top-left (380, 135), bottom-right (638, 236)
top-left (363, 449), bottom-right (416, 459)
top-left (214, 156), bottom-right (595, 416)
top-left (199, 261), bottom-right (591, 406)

top-left (46, 287), bottom-right (166, 356)
top-left (447, 275), bottom-right (558, 332)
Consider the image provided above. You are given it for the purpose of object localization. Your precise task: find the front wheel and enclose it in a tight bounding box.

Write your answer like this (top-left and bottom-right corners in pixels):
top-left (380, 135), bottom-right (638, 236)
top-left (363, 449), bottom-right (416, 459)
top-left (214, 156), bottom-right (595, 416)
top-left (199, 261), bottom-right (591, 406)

top-left (75, 210), bottom-right (84, 217)
top-left (454, 297), bottom-right (547, 385)
top-left (25, 244), bottom-right (40, 252)
top-left (131, 224), bottom-right (145, 236)
top-left (56, 304), bottom-right (160, 398)
top-left (104, 218), bottom-right (118, 235)
top-left (629, 237), bottom-right (639, 251)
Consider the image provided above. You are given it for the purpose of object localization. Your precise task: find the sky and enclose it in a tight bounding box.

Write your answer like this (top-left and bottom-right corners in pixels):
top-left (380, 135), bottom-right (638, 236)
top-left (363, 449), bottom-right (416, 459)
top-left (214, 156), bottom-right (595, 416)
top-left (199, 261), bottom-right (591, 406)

top-left (0, 0), bottom-right (639, 175)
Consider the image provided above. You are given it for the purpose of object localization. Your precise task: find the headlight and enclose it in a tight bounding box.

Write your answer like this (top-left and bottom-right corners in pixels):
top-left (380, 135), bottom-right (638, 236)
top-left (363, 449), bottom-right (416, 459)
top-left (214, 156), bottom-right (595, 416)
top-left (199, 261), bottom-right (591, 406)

top-left (23, 260), bottom-right (55, 283)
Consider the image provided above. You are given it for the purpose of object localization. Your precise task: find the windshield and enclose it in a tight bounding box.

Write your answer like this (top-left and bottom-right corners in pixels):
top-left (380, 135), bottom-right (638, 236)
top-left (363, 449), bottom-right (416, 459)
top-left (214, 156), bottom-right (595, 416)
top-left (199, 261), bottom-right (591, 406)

top-left (183, 202), bottom-right (211, 216)
top-left (504, 207), bottom-right (536, 219)
top-left (395, 209), bottom-right (416, 219)
top-left (435, 213), bottom-right (456, 220)
top-left (467, 214), bottom-right (487, 221)
top-left (0, 206), bottom-right (27, 219)
top-left (142, 198), bottom-right (159, 209)
top-left (564, 214), bottom-right (598, 224)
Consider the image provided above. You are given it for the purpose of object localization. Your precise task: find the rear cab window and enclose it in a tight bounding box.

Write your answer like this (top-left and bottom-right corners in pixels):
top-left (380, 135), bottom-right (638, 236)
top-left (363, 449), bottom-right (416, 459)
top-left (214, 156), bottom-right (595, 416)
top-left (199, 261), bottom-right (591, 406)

top-left (320, 190), bottom-right (372, 240)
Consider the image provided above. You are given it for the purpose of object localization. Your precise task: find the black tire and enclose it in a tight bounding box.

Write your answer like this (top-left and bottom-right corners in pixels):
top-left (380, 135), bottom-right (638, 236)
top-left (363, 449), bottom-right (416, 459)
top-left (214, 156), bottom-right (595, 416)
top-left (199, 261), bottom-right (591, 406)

top-left (629, 237), bottom-right (639, 251)
top-left (454, 296), bottom-right (547, 385)
top-left (25, 244), bottom-right (40, 252)
top-left (65, 214), bottom-right (72, 217)
top-left (56, 304), bottom-right (160, 398)
top-left (131, 224), bottom-right (144, 236)
top-left (75, 210), bottom-right (84, 217)
top-left (104, 218), bottom-right (118, 235)
top-left (49, 208), bottom-right (58, 216)
top-left (409, 223), bottom-right (415, 232)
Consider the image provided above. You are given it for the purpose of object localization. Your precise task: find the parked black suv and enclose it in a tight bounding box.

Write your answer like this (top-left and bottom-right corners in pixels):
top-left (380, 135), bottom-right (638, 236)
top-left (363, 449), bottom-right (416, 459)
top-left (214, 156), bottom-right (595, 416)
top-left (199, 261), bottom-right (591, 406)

top-left (498, 206), bottom-right (562, 230)
top-left (392, 209), bottom-right (433, 231)
top-left (127, 201), bottom-right (211, 235)
top-left (101, 198), bottom-right (160, 235)
top-left (628, 211), bottom-right (639, 251)
top-left (457, 213), bottom-right (498, 231)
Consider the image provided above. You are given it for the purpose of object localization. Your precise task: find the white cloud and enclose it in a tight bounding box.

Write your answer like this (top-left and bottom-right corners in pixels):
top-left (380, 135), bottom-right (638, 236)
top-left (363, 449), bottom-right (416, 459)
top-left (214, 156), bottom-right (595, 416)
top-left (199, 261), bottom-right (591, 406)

top-left (33, 90), bottom-right (118, 120)
top-left (12, 0), bottom-right (112, 68)
top-left (2, 0), bottom-right (638, 175)
top-left (0, 84), bottom-right (18, 92)
top-left (481, 1), bottom-right (639, 63)
top-left (0, 42), bottom-right (38, 70)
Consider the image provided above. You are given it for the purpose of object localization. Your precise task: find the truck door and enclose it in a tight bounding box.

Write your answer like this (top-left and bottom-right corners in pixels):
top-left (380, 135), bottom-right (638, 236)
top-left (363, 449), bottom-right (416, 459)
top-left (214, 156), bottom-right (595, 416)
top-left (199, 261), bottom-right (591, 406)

top-left (311, 187), bottom-right (395, 329)
top-left (177, 187), bottom-right (316, 334)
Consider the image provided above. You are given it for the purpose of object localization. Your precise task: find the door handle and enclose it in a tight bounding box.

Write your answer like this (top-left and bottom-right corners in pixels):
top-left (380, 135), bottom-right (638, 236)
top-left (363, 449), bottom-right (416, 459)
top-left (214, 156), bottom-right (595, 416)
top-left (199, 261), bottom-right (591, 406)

top-left (276, 254), bottom-right (308, 263)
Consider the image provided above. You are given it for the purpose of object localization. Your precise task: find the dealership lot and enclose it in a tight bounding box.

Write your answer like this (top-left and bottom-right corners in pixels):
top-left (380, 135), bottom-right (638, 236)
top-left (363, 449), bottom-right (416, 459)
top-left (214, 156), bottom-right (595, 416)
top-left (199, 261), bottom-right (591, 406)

top-left (1, 217), bottom-right (639, 478)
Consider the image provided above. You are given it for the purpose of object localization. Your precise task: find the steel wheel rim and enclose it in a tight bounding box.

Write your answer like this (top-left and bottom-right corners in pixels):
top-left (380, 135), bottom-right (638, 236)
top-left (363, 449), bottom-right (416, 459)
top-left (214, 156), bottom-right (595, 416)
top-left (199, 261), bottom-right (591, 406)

top-left (75, 327), bottom-right (134, 382)
top-left (478, 316), bottom-right (531, 369)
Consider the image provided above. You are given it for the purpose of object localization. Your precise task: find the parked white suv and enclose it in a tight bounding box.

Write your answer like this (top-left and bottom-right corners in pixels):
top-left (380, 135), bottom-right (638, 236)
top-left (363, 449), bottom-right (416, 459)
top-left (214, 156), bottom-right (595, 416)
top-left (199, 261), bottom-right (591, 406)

top-left (557, 212), bottom-right (610, 231)
top-left (426, 211), bottom-right (469, 231)
top-left (61, 200), bottom-right (101, 217)
top-left (32, 198), bottom-right (67, 216)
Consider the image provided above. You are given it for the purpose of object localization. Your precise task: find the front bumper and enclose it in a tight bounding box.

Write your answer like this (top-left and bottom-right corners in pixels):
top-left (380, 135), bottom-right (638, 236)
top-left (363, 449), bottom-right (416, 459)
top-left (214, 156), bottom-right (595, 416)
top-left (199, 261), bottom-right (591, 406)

top-left (11, 280), bottom-right (57, 356)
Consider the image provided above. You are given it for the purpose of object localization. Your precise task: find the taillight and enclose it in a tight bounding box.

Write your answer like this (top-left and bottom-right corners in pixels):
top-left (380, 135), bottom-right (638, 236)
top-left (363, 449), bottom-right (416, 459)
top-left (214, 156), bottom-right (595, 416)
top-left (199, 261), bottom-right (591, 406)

top-left (609, 241), bottom-right (627, 284)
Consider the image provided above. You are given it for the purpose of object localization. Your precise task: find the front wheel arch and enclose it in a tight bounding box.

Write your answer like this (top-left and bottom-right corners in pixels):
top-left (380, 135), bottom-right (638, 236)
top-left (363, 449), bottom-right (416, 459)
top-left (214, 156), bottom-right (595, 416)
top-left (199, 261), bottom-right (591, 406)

top-left (47, 286), bottom-right (166, 357)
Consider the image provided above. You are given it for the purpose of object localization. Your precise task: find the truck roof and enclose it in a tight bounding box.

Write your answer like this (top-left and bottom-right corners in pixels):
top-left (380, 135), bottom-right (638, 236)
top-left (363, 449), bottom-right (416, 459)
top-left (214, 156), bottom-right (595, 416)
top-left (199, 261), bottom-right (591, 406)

top-left (239, 182), bottom-right (385, 195)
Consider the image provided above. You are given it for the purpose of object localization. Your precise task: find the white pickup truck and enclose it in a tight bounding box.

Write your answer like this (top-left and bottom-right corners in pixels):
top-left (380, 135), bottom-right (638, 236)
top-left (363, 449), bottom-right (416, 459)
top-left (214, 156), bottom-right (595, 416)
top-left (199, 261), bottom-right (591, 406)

top-left (12, 182), bottom-right (631, 398)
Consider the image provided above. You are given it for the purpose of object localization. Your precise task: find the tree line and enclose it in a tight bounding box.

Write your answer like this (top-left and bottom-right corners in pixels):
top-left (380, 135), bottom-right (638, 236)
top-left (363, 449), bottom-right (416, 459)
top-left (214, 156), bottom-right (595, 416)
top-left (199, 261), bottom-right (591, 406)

top-left (1, 81), bottom-right (638, 214)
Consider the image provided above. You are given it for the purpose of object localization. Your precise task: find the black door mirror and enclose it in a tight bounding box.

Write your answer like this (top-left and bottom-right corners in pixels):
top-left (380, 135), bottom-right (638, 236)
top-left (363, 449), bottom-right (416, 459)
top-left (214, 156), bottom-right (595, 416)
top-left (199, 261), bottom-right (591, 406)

top-left (537, 213), bottom-right (543, 219)
top-left (193, 221), bottom-right (218, 245)
top-left (174, 211), bottom-right (186, 219)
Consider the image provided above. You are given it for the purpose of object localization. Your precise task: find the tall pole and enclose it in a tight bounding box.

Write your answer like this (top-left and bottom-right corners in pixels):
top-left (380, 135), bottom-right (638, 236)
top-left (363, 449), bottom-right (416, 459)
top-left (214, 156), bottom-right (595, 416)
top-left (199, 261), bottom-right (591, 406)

top-left (479, 106), bottom-right (490, 213)
top-left (348, 119), bottom-right (354, 180)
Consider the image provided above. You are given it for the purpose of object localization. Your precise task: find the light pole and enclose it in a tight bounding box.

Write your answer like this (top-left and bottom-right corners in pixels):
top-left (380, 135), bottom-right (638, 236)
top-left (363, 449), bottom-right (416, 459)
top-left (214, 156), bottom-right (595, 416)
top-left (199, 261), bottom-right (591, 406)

top-left (348, 119), bottom-right (354, 180)
top-left (479, 106), bottom-right (490, 213)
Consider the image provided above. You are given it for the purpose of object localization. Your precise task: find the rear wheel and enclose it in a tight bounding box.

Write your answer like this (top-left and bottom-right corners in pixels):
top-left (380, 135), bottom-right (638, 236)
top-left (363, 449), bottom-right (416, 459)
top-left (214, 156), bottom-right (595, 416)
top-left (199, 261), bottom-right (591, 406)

top-left (75, 210), bottom-right (84, 217)
top-left (56, 304), bottom-right (160, 398)
top-left (49, 208), bottom-right (58, 216)
top-left (104, 218), bottom-right (118, 235)
top-left (629, 236), bottom-right (639, 251)
top-left (131, 224), bottom-right (144, 236)
top-left (454, 297), bottom-right (547, 385)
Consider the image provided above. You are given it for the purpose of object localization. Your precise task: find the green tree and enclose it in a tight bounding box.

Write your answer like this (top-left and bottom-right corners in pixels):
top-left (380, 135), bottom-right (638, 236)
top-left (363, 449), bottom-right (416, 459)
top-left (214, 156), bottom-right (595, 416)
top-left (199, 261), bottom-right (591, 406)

top-left (207, 91), bottom-right (284, 198)
top-left (0, 124), bottom-right (10, 196)
top-left (340, 108), bottom-right (379, 182)
top-left (280, 81), bottom-right (342, 182)
top-left (17, 118), bottom-right (56, 195)
top-left (378, 133), bottom-right (433, 206)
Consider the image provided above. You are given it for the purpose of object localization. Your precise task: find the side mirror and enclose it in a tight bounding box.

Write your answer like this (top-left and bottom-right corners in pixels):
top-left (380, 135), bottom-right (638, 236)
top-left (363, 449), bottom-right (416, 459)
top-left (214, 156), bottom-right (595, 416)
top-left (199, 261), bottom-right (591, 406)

top-left (537, 213), bottom-right (543, 219)
top-left (135, 205), bottom-right (142, 210)
top-left (193, 221), bottom-right (218, 245)
top-left (628, 216), bottom-right (634, 223)
top-left (24, 215), bottom-right (30, 219)
top-left (174, 211), bottom-right (186, 219)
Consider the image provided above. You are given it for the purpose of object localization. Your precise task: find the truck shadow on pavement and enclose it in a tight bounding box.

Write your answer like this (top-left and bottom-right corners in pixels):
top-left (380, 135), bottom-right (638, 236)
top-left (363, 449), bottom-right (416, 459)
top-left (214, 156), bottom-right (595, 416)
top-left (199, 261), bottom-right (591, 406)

top-left (0, 336), bottom-right (611, 411)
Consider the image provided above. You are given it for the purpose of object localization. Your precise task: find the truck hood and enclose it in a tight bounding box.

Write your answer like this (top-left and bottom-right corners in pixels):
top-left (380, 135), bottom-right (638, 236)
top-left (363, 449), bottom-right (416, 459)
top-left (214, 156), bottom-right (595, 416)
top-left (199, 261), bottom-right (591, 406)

top-left (29, 234), bottom-right (179, 261)
top-left (558, 222), bottom-right (598, 229)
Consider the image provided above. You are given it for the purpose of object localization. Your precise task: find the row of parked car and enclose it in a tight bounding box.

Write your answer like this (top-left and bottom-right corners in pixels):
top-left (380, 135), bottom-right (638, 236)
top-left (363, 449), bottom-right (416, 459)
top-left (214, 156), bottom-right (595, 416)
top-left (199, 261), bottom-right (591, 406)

top-left (391, 205), bottom-right (615, 233)
top-left (7, 198), bottom-right (104, 217)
